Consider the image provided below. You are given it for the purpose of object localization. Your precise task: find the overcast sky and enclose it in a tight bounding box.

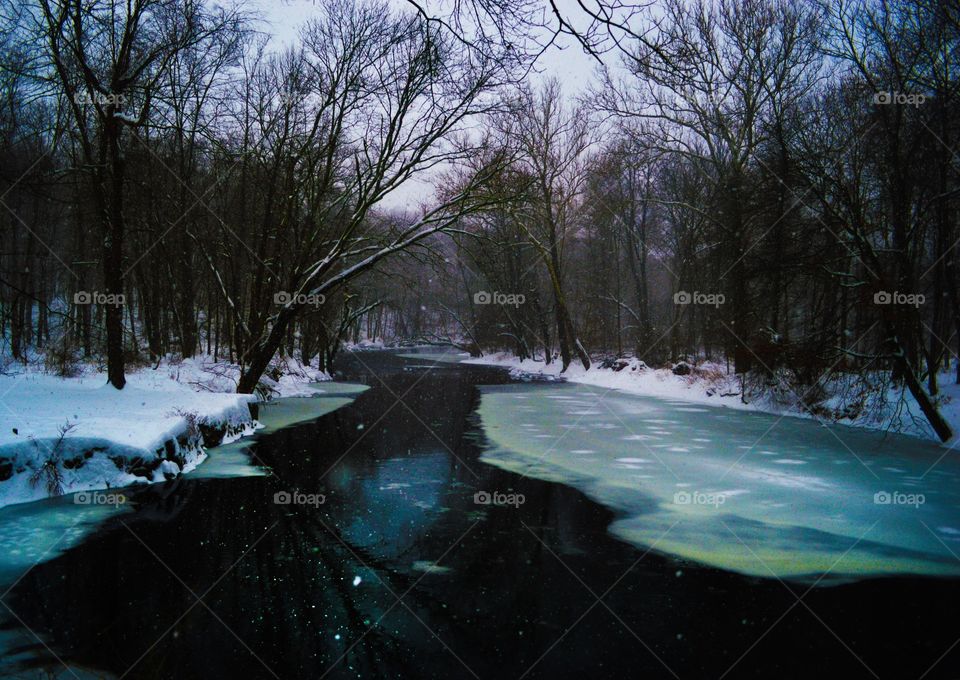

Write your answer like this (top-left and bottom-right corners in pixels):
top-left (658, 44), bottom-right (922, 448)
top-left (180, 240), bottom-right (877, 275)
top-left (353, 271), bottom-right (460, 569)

top-left (248, 0), bottom-right (603, 209)
top-left (252, 0), bottom-right (600, 92)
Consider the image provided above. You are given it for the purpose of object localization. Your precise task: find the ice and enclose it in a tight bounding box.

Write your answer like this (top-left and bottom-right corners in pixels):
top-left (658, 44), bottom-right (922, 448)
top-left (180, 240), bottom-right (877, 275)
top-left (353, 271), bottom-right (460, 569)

top-left (0, 385), bottom-right (370, 588)
top-left (0, 496), bottom-right (133, 677)
top-left (189, 385), bottom-right (368, 479)
top-left (411, 561), bottom-right (452, 575)
top-left (476, 382), bottom-right (960, 582)
top-left (0, 494), bottom-right (133, 587)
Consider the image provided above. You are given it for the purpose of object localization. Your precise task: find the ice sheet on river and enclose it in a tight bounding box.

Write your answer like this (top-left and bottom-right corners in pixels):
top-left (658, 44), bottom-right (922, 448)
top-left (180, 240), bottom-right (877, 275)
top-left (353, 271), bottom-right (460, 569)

top-left (0, 384), bottom-right (369, 586)
top-left (190, 383), bottom-right (368, 478)
top-left (476, 383), bottom-right (960, 582)
top-left (0, 382), bottom-right (370, 673)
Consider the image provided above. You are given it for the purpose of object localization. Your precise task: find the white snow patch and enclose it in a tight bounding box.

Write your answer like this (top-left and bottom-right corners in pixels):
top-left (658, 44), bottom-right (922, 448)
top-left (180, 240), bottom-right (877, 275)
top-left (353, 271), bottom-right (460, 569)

top-left (0, 354), bottom-right (334, 508)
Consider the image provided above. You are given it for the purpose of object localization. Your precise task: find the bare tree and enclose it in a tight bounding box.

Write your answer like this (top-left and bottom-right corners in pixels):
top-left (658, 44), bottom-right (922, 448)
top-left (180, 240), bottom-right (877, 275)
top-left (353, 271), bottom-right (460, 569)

top-left (496, 79), bottom-right (592, 371)
top-left (35, 0), bottom-right (244, 387)
top-left (598, 0), bottom-right (822, 371)
top-left (215, 0), bottom-right (510, 392)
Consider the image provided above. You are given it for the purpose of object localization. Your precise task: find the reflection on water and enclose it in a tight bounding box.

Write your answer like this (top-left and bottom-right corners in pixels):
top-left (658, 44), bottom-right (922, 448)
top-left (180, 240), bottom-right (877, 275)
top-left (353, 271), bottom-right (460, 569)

top-left (0, 495), bottom-right (132, 678)
top-left (191, 384), bottom-right (368, 479)
top-left (1, 353), bottom-right (958, 679)
top-left (0, 496), bottom-right (133, 587)
top-left (477, 382), bottom-right (960, 580)
top-left (0, 384), bottom-right (367, 677)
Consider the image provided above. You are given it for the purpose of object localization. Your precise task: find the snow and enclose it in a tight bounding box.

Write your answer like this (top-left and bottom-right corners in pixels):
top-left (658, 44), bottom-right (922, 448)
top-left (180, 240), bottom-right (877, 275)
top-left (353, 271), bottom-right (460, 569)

top-left (0, 380), bottom-right (369, 610)
top-left (159, 354), bottom-right (331, 397)
top-left (476, 382), bottom-right (960, 582)
top-left (343, 339), bottom-right (387, 350)
top-left (0, 373), bottom-right (255, 454)
top-left (0, 354), bottom-right (334, 508)
top-left (464, 353), bottom-right (960, 443)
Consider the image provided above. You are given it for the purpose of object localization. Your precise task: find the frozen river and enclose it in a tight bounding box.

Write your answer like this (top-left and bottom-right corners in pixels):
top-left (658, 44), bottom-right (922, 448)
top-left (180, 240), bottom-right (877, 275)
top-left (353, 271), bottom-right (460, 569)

top-left (478, 381), bottom-right (960, 581)
top-left (0, 350), bottom-right (957, 678)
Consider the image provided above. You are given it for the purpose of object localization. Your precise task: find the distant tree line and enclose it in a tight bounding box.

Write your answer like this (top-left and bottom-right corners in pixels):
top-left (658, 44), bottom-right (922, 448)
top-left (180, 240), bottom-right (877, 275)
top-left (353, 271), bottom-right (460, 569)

top-left (402, 0), bottom-right (960, 440)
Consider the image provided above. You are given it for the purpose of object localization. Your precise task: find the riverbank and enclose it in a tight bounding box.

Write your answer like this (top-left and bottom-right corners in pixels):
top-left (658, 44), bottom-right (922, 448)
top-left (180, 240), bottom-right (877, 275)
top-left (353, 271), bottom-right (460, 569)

top-left (4, 349), bottom-right (957, 680)
top-left (465, 352), bottom-right (960, 442)
top-left (0, 355), bottom-right (329, 508)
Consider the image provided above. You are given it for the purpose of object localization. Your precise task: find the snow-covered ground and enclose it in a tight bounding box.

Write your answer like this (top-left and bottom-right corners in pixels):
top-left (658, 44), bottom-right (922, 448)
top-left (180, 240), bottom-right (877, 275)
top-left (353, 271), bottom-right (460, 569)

top-left (465, 353), bottom-right (960, 442)
top-left (0, 377), bottom-right (370, 676)
top-left (0, 382), bottom-right (368, 580)
top-left (0, 355), bottom-right (331, 508)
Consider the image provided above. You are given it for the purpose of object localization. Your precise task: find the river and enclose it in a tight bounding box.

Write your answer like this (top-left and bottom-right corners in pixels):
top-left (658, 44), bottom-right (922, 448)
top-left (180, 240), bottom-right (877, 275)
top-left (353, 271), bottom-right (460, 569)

top-left (0, 349), bottom-right (958, 679)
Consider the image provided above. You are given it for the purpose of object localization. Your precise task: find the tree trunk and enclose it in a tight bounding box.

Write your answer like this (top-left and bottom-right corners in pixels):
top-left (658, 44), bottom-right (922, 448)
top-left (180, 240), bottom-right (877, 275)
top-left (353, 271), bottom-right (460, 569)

top-left (104, 117), bottom-right (126, 389)
top-left (237, 307), bottom-right (296, 393)
top-left (886, 321), bottom-right (953, 442)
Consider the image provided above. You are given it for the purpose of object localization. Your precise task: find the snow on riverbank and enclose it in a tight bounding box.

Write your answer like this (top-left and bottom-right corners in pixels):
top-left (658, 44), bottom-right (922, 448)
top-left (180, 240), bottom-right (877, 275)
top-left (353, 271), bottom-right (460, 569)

top-left (0, 355), bottom-right (330, 508)
top-left (465, 353), bottom-right (960, 442)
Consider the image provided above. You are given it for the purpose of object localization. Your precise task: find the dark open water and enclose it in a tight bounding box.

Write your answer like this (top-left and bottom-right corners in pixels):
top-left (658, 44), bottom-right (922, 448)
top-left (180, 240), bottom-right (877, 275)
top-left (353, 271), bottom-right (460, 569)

top-left (1, 350), bottom-right (958, 679)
